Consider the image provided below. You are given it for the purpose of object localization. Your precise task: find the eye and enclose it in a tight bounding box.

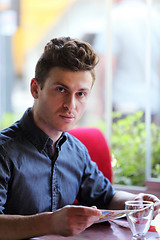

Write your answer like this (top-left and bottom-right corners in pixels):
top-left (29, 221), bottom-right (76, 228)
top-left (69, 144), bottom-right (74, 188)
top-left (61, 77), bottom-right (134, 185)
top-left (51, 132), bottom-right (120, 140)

top-left (56, 87), bottom-right (65, 93)
top-left (77, 91), bottom-right (87, 97)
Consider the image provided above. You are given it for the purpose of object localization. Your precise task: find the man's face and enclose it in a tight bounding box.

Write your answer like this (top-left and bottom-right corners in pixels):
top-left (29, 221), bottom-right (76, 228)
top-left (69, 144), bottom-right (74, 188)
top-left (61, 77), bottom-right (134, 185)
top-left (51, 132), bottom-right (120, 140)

top-left (31, 67), bottom-right (93, 138)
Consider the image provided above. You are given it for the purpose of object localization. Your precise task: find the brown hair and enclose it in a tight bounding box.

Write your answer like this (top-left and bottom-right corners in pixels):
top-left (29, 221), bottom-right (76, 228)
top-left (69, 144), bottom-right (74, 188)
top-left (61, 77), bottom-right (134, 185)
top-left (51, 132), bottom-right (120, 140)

top-left (35, 37), bottom-right (99, 88)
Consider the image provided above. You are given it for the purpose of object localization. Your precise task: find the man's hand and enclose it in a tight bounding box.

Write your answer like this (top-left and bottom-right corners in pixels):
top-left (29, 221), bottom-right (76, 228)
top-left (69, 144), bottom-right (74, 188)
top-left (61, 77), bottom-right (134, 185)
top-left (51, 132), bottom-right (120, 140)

top-left (48, 205), bottom-right (101, 236)
top-left (108, 191), bottom-right (160, 219)
top-left (0, 206), bottom-right (101, 240)
top-left (134, 193), bottom-right (160, 218)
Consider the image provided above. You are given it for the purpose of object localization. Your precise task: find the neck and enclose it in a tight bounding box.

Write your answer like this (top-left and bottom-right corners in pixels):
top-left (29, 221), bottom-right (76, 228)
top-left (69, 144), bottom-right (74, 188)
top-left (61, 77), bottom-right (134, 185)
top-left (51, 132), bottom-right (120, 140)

top-left (30, 107), bottom-right (62, 143)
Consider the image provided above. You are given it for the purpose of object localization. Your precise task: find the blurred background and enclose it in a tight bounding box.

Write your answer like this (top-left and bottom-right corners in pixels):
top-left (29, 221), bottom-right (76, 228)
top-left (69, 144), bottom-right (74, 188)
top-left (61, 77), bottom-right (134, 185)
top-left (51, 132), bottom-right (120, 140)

top-left (0, 0), bottom-right (160, 196)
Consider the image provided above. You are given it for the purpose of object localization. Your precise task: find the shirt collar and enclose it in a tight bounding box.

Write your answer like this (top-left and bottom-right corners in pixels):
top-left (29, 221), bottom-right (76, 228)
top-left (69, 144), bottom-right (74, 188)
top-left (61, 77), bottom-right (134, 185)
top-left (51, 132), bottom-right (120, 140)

top-left (19, 108), bottom-right (67, 152)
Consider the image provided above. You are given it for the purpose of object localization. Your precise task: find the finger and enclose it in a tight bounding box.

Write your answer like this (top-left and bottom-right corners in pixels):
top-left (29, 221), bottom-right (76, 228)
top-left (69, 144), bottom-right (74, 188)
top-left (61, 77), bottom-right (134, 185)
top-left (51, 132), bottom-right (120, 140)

top-left (72, 206), bottom-right (101, 216)
top-left (91, 206), bottom-right (97, 209)
top-left (154, 201), bottom-right (160, 208)
top-left (75, 214), bottom-right (100, 224)
top-left (135, 193), bottom-right (159, 203)
top-left (153, 209), bottom-right (159, 219)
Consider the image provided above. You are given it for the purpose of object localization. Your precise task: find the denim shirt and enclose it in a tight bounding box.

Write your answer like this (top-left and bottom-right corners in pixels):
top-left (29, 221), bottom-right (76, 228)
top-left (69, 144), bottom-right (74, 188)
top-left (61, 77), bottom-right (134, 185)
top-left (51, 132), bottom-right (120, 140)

top-left (0, 108), bottom-right (115, 215)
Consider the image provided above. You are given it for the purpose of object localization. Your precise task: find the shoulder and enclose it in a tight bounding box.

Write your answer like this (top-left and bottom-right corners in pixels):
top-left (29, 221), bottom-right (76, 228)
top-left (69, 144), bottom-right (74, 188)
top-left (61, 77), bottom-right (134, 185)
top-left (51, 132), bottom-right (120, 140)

top-left (0, 120), bottom-right (24, 157)
top-left (64, 132), bottom-right (89, 153)
top-left (0, 121), bottom-right (21, 143)
top-left (63, 132), bottom-right (91, 164)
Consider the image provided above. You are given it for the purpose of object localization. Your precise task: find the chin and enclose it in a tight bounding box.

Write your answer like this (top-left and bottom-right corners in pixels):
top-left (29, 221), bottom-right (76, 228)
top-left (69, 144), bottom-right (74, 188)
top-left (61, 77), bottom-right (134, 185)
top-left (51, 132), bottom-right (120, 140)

top-left (60, 124), bottom-right (75, 133)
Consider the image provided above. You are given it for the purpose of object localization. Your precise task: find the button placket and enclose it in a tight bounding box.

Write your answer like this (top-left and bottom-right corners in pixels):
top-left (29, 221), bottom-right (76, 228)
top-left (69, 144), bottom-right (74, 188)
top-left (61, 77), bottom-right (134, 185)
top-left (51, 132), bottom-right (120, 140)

top-left (51, 162), bottom-right (60, 211)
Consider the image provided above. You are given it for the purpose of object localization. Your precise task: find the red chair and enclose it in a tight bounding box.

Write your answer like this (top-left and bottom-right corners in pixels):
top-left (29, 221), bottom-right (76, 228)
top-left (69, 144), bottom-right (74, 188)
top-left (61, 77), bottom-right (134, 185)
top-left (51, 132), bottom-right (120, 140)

top-left (69, 127), bottom-right (113, 183)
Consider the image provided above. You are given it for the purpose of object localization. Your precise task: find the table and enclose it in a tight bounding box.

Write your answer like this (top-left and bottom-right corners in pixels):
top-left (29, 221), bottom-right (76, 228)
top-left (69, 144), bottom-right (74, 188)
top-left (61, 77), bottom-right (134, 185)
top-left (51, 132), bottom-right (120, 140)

top-left (31, 214), bottom-right (160, 240)
top-left (32, 221), bottom-right (132, 240)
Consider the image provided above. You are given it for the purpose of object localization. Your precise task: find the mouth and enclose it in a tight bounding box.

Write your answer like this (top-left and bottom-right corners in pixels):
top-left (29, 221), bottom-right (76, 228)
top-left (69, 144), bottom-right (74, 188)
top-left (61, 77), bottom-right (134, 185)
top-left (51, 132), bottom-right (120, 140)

top-left (59, 114), bottom-right (75, 122)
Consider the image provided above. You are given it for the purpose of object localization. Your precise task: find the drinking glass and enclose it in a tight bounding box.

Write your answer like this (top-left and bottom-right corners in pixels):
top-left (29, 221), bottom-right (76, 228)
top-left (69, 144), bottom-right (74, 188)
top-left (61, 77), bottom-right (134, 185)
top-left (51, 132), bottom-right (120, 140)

top-left (125, 200), bottom-right (154, 240)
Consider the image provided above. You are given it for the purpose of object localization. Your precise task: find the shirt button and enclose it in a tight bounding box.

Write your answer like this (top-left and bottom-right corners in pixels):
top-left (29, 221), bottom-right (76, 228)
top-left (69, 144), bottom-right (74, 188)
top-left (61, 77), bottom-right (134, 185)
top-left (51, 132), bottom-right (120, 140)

top-left (54, 186), bottom-right (57, 191)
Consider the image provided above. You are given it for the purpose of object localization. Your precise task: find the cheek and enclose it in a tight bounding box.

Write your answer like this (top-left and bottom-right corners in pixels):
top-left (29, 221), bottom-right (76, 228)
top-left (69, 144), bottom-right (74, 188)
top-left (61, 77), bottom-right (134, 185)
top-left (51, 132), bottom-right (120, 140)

top-left (42, 95), bottom-right (61, 107)
top-left (77, 101), bottom-right (88, 114)
top-left (37, 96), bottom-right (55, 114)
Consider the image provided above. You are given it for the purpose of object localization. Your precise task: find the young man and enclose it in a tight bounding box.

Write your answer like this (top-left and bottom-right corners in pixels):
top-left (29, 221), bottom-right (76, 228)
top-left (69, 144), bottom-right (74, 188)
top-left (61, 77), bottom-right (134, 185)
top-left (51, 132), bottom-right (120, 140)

top-left (0, 37), bottom-right (159, 240)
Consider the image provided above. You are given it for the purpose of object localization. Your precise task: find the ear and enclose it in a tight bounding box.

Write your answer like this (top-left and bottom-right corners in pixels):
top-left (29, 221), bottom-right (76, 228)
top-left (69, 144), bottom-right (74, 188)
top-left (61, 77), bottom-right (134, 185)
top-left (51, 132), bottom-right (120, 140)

top-left (30, 78), bottom-right (39, 99)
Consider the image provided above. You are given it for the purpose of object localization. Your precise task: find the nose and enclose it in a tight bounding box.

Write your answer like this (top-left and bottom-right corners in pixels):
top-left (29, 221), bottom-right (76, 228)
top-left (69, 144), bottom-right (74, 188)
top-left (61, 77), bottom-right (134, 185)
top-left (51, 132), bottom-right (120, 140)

top-left (63, 94), bottom-right (76, 111)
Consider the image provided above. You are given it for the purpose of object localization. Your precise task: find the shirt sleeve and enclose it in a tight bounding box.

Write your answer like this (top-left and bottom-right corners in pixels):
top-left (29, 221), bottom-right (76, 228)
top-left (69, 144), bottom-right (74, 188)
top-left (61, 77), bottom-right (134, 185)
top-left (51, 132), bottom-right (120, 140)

top-left (76, 147), bottom-right (115, 209)
top-left (0, 146), bottom-right (11, 214)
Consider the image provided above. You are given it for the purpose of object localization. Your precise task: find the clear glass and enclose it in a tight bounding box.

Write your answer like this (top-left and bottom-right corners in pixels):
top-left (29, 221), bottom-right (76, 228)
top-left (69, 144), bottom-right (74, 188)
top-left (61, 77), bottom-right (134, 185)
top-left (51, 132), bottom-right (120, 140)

top-left (125, 200), bottom-right (154, 240)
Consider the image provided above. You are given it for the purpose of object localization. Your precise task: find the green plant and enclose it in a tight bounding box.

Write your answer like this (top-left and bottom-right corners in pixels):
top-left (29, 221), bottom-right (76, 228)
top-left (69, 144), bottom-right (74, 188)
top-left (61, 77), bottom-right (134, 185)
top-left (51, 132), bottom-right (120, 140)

top-left (150, 123), bottom-right (160, 178)
top-left (111, 112), bottom-right (146, 186)
top-left (0, 112), bottom-right (21, 130)
top-left (91, 111), bottom-right (160, 186)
